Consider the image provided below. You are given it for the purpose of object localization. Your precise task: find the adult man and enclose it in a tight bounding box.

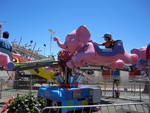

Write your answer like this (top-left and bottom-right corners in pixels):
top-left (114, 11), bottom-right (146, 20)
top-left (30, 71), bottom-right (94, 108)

top-left (0, 31), bottom-right (12, 52)
top-left (0, 31), bottom-right (15, 70)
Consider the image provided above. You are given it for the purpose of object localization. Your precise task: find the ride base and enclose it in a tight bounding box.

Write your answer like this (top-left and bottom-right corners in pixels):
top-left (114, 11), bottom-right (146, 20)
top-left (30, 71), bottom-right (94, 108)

top-left (38, 71), bottom-right (101, 113)
top-left (38, 85), bottom-right (101, 113)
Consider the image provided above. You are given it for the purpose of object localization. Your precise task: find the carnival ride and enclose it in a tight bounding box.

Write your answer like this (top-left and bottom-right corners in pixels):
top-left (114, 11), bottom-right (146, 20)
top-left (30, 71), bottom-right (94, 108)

top-left (37, 25), bottom-right (141, 113)
top-left (12, 53), bottom-right (56, 83)
top-left (1, 25), bottom-right (150, 113)
top-left (54, 25), bottom-right (138, 70)
top-left (131, 46), bottom-right (148, 76)
top-left (0, 41), bottom-right (58, 89)
top-left (0, 48), bottom-right (15, 70)
top-left (37, 50), bottom-right (102, 113)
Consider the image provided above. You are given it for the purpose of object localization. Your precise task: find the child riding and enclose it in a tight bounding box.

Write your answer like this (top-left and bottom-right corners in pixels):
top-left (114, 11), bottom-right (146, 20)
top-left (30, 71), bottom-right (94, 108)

top-left (97, 33), bottom-right (114, 48)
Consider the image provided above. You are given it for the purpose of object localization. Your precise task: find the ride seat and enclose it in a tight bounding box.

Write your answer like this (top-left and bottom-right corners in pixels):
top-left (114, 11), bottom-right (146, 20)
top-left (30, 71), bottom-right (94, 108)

top-left (101, 40), bottom-right (122, 52)
top-left (0, 47), bottom-right (12, 61)
top-left (102, 48), bottom-right (112, 52)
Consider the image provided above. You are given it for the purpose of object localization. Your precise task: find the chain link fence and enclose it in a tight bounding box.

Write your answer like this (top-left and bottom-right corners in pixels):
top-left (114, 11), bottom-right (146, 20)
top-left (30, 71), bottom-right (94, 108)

top-left (0, 76), bottom-right (150, 101)
top-left (0, 74), bottom-right (150, 113)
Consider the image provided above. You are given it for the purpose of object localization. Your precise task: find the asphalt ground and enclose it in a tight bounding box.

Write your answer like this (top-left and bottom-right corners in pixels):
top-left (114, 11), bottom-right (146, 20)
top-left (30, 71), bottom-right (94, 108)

top-left (0, 90), bottom-right (150, 113)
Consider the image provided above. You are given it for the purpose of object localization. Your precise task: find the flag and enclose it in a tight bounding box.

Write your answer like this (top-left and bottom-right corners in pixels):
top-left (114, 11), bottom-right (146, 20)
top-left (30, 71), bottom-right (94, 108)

top-left (1, 21), bottom-right (6, 25)
top-left (0, 21), bottom-right (6, 38)
top-left (0, 21), bottom-right (6, 31)
top-left (49, 29), bottom-right (55, 34)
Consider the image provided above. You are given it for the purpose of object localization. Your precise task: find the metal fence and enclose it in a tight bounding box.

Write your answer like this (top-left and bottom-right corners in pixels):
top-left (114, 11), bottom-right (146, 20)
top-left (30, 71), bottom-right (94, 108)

top-left (0, 77), bottom-right (150, 113)
top-left (80, 77), bottom-right (150, 102)
top-left (1, 102), bottom-right (150, 113)
top-left (0, 77), bottom-right (150, 102)
top-left (0, 98), bottom-right (150, 112)
top-left (99, 81), bottom-right (149, 102)
top-left (0, 78), bottom-right (39, 99)
top-left (37, 102), bottom-right (150, 113)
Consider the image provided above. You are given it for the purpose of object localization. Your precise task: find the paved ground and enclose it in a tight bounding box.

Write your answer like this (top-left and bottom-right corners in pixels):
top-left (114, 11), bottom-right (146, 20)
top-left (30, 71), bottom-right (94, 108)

top-left (0, 90), bottom-right (150, 113)
top-left (0, 79), bottom-right (150, 113)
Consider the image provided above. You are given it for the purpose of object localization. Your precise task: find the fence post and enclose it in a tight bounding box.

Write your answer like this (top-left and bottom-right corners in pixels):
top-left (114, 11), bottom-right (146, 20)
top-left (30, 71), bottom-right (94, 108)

top-left (14, 70), bottom-right (19, 90)
top-left (29, 74), bottom-right (32, 93)
top-left (104, 79), bottom-right (106, 95)
top-left (112, 78), bottom-right (115, 98)
top-left (139, 82), bottom-right (141, 101)
top-left (0, 79), bottom-right (2, 99)
top-left (134, 79), bottom-right (136, 96)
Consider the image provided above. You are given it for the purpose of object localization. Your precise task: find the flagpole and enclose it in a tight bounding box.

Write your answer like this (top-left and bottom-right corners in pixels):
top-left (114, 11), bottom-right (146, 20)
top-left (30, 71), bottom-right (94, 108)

top-left (30, 42), bottom-right (36, 58)
top-left (50, 34), bottom-right (52, 56)
top-left (49, 29), bottom-right (55, 57)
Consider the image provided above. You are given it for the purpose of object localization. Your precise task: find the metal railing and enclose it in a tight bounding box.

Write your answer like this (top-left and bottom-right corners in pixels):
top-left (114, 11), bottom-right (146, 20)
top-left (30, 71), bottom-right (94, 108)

top-left (1, 102), bottom-right (149, 113)
top-left (38, 102), bottom-right (150, 113)
top-left (0, 78), bottom-right (149, 102)
top-left (0, 77), bottom-right (150, 113)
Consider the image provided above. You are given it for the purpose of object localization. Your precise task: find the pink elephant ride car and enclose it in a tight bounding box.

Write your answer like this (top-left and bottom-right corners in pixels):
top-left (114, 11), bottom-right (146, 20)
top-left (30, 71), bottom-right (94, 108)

top-left (131, 46), bottom-right (148, 71)
top-left (54, 25), bottom-right (138, 69)
top-left (0, 47), bottom-right (15, 70)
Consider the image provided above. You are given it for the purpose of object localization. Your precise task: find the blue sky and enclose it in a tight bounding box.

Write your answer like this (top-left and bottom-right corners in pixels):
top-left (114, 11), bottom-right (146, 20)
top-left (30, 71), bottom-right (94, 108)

top-left (0, 0), bottom-right (150, 58)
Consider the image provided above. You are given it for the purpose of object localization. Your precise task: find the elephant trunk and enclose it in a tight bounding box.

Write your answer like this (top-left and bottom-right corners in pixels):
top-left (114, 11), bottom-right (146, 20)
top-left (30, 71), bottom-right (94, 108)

top-left (54, 37), bottom-right (67, 49)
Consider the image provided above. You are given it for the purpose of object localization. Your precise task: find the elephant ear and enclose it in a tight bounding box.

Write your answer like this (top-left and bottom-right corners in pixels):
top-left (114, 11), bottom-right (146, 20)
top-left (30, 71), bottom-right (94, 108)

top-left (76, 25), bottom-right (91, 44)
top-left (131, 48), bottom-right (139, 56)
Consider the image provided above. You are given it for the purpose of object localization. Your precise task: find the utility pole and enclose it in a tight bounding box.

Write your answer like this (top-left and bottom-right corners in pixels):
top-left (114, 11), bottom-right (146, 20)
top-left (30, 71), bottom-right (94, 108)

top-left (48, 29), bottom-right (55, 57)
top-left (44, 44), bottom-right (46, 55)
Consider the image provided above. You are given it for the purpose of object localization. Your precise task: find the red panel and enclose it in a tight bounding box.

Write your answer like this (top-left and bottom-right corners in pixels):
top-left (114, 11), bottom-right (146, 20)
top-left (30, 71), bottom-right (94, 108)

top-left (129, 71), bottom-right (135, 75)
top-left (134, 70), bottom-right (141, 75)
top-left (130, 70), bottom-right (141, 75)
top-left (102, 71), bottom-right (111, 80)
top-left (146, 43), bottom-right (150, 60)
top-left (102, 71), bottom-right (111, 75)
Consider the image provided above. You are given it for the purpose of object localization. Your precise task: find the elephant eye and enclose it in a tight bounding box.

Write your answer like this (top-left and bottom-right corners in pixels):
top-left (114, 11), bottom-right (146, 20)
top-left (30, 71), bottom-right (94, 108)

top-left (66, 37), bottom-right (73, 42)
top-left (65, 36), bottom-right (70, 41)
top-left (65, 37), bottom-right (68, 41)
top-left (71, 38), bottom-right (75, 41)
